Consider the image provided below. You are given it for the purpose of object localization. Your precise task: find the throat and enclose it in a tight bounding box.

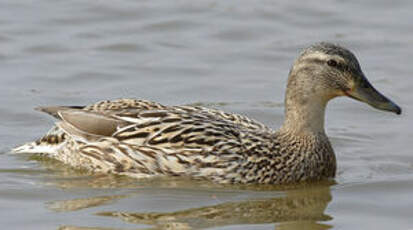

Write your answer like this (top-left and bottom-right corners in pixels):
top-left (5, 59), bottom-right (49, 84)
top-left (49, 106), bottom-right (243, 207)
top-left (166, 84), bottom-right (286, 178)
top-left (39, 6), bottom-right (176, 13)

top-left (280, 97), bottom-right (327, 135)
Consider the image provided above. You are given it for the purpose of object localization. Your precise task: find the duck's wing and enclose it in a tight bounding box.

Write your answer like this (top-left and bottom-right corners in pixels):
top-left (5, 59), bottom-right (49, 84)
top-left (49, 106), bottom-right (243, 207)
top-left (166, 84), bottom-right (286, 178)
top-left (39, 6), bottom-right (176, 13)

top-left (173, 105), bottom-right (271, 132)
top-left (55, 107), bottom-right (244, 148)
top-left (54, 108), bottom-right (248, 180)
top-left (13, 98), bottom-right (270, 159)
top-left (36, 99), bottom-right (167, 119)
top-left (12, 99), bottom-right (167, 154)
top-left (31, 102), bottom-right (248, 147)
top-left (35, 106), bottom-right (85, 119)
top-left (79, 99), bottom-right (270, 132)
top-left (15, 101), bottom-right (274, 181)
top-left (37, 99), bottom-right (270, 133)
top-left (56, 110), bottom-right (129, 141)
top-left (82, 99), bottom-right (167, 113)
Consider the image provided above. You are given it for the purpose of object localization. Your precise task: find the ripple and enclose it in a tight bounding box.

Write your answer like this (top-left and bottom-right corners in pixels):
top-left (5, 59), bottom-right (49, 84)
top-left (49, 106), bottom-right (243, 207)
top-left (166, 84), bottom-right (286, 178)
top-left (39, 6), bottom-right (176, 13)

top-left (0, 34), bottom-right (13, 42)
top-left (142, 19), bottom-right (203, 32)
top-left (212, 29), bottom-right (264, 42)
top-left (95, 43), bottom-right (150, 53)
top-left (24, 45), bottom-right (71, 55)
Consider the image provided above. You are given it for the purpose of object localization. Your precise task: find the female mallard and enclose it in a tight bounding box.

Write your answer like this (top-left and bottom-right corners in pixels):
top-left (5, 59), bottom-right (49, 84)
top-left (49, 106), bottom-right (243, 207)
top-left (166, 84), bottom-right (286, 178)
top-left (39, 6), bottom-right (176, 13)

top-left (13, 42), bottom-right (401, 184)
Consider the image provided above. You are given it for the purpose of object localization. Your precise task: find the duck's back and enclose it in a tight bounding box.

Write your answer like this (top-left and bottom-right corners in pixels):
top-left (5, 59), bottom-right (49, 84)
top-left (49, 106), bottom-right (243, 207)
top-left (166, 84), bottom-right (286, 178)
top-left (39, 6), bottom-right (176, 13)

top-left (13, 99), bottom-right (281, 181)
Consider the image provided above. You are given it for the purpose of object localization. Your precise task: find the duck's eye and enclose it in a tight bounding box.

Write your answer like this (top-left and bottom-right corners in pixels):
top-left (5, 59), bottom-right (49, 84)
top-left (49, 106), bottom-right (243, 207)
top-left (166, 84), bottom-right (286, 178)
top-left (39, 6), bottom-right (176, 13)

top-left (327, 59), bottom-right (338, 67)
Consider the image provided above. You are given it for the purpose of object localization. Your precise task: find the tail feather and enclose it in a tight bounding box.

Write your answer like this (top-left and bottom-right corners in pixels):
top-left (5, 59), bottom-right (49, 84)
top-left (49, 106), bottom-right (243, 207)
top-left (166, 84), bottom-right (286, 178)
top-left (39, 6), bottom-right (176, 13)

top-left (35, 106), bottom-right (85, 119)
top-left (11, 141), bottom-right (62, 154)
top-left (11, 126), bottom-right (67, 155)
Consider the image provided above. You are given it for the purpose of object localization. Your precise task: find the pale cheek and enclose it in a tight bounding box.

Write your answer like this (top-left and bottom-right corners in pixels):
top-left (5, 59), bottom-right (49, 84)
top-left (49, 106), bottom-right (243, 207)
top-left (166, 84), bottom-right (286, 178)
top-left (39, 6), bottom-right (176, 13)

top-left (330, 75), bottom-right (353, 97)
top-left (312, 81), bottom-right (340, 100)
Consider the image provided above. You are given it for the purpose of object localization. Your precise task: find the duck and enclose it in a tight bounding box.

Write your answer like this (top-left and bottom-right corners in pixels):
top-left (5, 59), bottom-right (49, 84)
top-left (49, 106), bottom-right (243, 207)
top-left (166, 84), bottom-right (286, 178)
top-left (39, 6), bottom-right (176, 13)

top-left (12, 42), bottom-right (401, 184)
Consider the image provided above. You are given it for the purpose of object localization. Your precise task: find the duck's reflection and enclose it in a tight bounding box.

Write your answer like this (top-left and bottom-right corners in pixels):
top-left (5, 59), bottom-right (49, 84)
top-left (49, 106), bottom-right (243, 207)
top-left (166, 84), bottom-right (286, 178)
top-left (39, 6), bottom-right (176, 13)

top-left (47, 194), bottom-right (128, 212)
top-left (96, 184), bottom-right (333, 230)
top-left (37, 157), bottom-right (333, 230)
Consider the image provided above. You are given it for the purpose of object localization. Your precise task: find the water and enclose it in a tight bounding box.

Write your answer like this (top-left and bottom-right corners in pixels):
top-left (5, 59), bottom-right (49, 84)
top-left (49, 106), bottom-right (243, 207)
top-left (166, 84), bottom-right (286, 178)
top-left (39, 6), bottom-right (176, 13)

top-left (1, 0), bottom-right (412, 229)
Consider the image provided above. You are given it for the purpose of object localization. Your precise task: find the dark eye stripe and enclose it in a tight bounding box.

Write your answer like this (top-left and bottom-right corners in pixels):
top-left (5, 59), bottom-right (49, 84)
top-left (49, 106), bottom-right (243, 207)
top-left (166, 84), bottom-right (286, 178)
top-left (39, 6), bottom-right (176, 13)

top-left (327, 60), bottom-right (351, 72)
top-left (305, 58), bottom-right (351, 73)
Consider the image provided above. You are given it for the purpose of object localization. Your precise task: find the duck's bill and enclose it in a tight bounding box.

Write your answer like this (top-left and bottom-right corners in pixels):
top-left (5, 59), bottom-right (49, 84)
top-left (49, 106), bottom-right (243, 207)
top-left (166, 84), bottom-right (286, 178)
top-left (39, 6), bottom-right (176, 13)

top-left (346, 77), bottom-right (402, 115)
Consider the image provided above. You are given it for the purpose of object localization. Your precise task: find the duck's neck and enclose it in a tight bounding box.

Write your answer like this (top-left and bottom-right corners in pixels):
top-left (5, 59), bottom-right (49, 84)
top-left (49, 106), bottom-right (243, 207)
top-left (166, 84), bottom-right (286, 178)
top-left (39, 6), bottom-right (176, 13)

top-left (279, 84), bottom-right (328, 136)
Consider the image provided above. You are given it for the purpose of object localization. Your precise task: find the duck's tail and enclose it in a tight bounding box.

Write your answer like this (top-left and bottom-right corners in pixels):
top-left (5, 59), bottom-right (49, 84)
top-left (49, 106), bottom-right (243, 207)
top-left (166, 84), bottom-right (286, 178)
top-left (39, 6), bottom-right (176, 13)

top-left (11, 126), bottom-right (66, 155)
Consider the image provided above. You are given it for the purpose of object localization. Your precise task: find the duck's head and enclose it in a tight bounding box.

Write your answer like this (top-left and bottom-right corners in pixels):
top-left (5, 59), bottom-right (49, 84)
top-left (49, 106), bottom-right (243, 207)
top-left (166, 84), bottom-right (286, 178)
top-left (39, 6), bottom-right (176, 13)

top-left (287, 42), bottom-right (401, 115)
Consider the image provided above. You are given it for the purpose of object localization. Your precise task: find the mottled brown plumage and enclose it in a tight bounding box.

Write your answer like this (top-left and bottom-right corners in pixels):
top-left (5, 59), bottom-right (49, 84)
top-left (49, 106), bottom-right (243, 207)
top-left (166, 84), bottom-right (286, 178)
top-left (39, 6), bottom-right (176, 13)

top-left (12, 42), bottom-right (401, 184)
